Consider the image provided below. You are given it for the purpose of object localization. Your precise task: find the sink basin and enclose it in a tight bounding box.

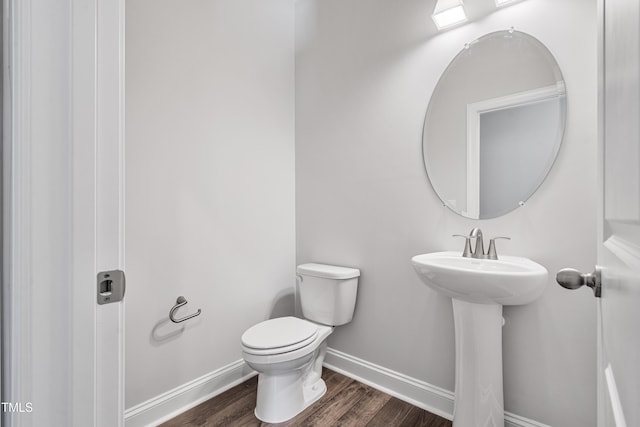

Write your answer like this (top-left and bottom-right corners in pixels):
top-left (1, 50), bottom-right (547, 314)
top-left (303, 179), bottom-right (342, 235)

top-left (411, 251), bottom-right (548, 305)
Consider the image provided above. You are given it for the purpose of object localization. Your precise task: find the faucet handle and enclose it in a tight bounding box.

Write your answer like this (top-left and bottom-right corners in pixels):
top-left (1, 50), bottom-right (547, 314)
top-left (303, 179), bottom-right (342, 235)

top-left (487, 237), bottom-right (510, 260)
top-left (452, 234), bottom-right (473, 258)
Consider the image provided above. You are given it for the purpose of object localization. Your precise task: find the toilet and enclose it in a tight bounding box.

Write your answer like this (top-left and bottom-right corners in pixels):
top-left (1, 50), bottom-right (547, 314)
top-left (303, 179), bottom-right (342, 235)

top-left (241, 263), bottom-right (360, 423)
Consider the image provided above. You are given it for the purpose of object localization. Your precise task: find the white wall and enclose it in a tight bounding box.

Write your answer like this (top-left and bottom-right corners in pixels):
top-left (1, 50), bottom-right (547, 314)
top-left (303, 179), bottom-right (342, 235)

top-left (125, 0), bottom-right (295, 409)
top-left (295, 0), bottom-right (597, 426)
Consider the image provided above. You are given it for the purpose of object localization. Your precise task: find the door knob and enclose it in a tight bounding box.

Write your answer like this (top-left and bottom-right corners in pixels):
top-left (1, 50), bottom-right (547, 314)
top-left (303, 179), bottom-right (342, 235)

top-left (556, 266), bottom-right (601, 298)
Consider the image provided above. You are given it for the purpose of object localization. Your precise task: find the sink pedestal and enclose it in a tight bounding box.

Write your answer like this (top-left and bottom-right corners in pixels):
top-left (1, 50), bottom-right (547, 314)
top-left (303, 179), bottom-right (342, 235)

top-left (452, 299), bottom-right (504, 427)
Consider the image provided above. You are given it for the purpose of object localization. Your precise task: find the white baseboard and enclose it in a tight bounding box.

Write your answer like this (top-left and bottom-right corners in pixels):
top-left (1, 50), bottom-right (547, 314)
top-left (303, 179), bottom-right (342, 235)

top-left (324, 347), bottom-right (455, 420)
top-left (504, 412), bottom-right (553, 427)
top-left (324, 347), bottom-right (550, 427)
top-left (124, 359), bottom-right (256, 427)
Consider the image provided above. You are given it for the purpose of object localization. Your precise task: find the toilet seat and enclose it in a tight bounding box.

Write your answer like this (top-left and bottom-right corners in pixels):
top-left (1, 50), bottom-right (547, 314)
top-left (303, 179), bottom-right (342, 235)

top-left (241, 317), bottom-right (319, 356)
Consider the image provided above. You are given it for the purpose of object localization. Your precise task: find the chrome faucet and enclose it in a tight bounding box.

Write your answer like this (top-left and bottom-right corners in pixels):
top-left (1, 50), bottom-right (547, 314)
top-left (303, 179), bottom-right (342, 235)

top-left (470, 227), bottom-right (484, 258)
top-left (453, 228), bottom-right (510, 260)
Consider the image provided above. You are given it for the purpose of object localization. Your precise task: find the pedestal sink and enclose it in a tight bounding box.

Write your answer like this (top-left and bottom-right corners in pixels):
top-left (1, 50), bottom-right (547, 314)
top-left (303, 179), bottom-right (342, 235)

top-left (411, 251), bottom-right (548, 427)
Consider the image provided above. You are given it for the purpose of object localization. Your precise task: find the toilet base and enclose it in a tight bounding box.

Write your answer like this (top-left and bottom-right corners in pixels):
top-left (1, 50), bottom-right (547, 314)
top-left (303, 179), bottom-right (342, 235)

top-left (303, 376), bottom-right (327, 409)
top-left (255, 376), bottom-right (326, 423)
top-left (253, 341), bottom-right (329, 423)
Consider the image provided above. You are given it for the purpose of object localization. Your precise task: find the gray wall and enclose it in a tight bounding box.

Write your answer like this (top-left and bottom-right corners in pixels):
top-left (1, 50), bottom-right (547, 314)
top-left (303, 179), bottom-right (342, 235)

top-left (125, 0), bottom-right (295, 409)
top-left (295, 0), bottom-right (597, 425)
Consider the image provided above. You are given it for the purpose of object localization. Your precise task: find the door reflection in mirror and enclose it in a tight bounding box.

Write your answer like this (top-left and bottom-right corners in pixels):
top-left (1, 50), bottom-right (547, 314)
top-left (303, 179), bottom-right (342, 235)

top-left (476, 91), bottom-right (565, 218)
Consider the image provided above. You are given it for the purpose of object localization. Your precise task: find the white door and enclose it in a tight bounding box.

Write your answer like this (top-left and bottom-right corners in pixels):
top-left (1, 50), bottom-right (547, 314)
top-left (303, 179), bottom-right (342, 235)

top-left (596, 0), bottom-right (640, 426)
top-left (4, 0), bottom-right (125, 425)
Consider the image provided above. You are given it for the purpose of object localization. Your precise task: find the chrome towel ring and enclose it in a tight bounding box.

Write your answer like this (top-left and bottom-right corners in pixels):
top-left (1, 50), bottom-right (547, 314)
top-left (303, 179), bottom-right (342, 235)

top-left (169, 296), bottom-right (202, 323)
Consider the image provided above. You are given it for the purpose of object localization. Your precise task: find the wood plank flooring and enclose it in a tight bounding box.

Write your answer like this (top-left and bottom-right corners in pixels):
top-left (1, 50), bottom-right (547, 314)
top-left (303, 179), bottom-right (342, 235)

top-left (161, 368), bottom-right (452, 427)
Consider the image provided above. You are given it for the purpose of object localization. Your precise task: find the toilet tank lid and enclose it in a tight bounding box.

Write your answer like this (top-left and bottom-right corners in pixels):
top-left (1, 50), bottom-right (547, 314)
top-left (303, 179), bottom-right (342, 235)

top-left (297, 263), bottom-right (360, 279)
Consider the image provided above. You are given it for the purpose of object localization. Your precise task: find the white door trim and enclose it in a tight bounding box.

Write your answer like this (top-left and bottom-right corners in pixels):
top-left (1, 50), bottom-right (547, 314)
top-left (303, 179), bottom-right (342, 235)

top-left (4, 0), bottom-right (34, 424)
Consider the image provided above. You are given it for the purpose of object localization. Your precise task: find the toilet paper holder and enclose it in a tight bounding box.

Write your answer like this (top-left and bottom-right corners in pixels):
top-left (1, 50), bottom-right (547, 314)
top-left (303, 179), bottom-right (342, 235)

top-left (169, 296), bottom-right (202, 323)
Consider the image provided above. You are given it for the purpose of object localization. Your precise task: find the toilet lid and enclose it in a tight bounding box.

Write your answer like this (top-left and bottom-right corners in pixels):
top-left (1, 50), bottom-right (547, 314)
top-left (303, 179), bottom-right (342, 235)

top-left (241, 317), bottom-right (318, 352)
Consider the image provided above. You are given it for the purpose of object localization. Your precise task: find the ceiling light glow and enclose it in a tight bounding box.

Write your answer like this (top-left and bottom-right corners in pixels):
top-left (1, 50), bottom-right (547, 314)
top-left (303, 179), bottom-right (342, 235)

top-left (432, 0), bottom-right (467, 30)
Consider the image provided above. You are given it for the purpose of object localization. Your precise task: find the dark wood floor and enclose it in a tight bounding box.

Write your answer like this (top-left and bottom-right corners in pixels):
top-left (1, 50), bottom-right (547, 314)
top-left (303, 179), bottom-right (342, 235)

top-left (161, 368), bottom-right (452, 427)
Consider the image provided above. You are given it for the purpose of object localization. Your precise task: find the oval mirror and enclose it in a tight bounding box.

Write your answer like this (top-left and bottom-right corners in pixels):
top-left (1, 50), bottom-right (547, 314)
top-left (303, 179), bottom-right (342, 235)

top-left (423, 30), bottom-right (566, 219)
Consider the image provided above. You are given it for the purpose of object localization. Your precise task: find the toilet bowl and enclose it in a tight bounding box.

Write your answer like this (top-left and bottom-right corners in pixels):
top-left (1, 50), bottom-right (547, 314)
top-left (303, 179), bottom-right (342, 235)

top-left (241, 263), bottom-right (360, 423)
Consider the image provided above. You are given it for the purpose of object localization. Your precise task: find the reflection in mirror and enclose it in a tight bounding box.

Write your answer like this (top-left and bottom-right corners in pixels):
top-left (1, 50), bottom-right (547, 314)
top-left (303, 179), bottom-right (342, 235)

top-left (423, 30), bottom-right (566, 219)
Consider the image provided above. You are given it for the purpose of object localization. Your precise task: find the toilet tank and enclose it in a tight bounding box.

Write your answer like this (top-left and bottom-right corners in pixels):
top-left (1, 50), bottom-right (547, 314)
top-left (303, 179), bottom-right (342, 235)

top-left (297, 263), bottom-right (360, 326)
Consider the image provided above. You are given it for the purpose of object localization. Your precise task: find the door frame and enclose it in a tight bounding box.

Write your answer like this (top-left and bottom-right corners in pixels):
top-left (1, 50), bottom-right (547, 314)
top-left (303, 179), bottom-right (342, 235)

top-left (596, 0), bottom-right (605, 424)
top-left (3, 0), bottom-right (125, 425)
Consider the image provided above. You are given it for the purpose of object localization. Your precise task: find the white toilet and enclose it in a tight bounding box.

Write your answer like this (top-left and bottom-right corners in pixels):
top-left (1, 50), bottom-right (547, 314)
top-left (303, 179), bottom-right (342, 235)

top-left (241, 263), bottom-right (360, 423)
